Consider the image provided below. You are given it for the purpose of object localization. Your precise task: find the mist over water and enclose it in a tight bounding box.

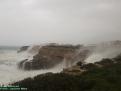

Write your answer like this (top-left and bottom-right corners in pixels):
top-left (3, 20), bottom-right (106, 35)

top-left (0, 47), bottom-right (64, 85)
top-left (0, 41), bottom-right (121, 84)
top-left (85, 42), bottom-right (121, 63)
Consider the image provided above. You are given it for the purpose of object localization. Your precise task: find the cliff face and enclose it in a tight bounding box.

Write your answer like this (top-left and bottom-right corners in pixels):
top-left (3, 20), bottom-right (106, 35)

top-left (18, 44), bottom-right (87, 70)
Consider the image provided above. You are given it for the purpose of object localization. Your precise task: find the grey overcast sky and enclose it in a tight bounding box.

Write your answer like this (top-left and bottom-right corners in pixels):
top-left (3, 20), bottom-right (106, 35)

top-left (0, 0), bottom-right (121, 46)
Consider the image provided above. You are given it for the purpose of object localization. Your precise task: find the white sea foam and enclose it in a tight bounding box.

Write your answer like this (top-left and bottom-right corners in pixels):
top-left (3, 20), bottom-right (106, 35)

top-left (0, 47), bottom-right (63, 85)
top-left (1, 41), bottom-right (121, 84)
top-left (85, 42), bottom-right (121, 63)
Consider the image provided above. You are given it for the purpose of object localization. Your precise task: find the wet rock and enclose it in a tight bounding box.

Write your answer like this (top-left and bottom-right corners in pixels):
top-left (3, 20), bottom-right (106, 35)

top-left (17, 46), bottom-right (29, 53)
top-left (28, 45), bottom-right (40, 54)
top-left (95, 58), bottom-right (114, 67)
top-left (62, 66), bottom-right (84, 75)
top-left (18, 59), bottom-right (28, 69)
top-left (18, 44), bottom-right (82, 70)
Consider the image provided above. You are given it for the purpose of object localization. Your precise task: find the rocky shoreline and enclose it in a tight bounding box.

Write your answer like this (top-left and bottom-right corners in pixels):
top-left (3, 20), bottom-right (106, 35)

top-left (12, 54), bottom-right (121, 91)
top-left (18, 41), bottom-right (121, 71)
top-left (18, 44), bottom-right (91, 70)
top-left (10, 41), bottom-right (121, 91)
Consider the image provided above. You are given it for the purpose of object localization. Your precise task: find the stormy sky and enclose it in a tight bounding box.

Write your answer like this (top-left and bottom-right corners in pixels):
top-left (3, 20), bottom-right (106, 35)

top-left (0, 0), bottom-right (121, 46)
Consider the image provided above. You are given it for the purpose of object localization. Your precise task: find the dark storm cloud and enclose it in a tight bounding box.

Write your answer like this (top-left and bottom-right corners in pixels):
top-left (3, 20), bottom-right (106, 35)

top-left (0, 0), bottom-right (121, 45)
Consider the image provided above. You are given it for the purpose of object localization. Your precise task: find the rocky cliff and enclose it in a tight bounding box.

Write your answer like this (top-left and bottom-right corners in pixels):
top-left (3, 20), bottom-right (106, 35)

top-left (18, 40), bottom-right (121, 71)
top-left (18, 44), bottom-right (89, 70)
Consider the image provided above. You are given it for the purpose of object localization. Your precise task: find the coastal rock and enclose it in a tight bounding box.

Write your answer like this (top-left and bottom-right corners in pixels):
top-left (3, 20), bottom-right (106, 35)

top-left (17, 46), bottom-right (29, 53)
top-left (18, 44), bottom-right (87, 70)
top-left (27, 45), bottom-right (40, 54)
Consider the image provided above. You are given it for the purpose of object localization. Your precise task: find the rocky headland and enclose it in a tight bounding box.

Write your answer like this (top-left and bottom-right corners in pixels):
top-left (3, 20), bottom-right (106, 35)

top-left (18, 41), bottom-right (121, 71)
top-left (10, 41), bottom-right (121, 91)
top-left (18, 44), bottom-right (91, 70)
top-left (13, 54), bottom-right (121, 91)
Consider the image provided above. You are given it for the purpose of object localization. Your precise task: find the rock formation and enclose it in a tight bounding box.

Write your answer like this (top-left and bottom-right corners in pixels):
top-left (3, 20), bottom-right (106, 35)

top-left (17, 46), bottom-right (29, 53)
top-left (18, 41), bottom-right (121, 71)
top-left (18, 44), bottom-right (90, 70)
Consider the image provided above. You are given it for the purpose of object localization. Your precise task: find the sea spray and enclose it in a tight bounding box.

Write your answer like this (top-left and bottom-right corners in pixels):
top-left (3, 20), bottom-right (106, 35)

top-left (0, 46), bottom-right (64, 85)
top-left (85, 41), bottom-right (121, 63)
top-left (1, 41), bottom-right (121, 85)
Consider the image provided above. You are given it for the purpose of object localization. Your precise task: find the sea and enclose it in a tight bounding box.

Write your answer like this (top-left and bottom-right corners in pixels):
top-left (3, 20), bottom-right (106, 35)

top-left (1, 43), bottom-right (120, 85)
top-left (0, 46), bottom-right (63, 85)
